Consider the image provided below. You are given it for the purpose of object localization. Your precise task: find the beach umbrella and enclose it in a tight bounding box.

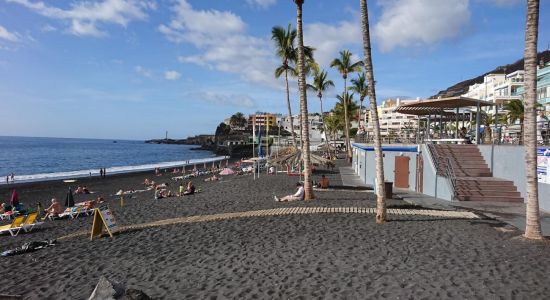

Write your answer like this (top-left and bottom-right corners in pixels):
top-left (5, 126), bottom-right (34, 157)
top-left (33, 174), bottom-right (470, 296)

top-left (65, 187), bottom-right (75, 207)
top-left (269, 147), bottom-right (335, 168)
top-left (10, 189), bottom-right (19, 207)
top-left (219, 168), bottom-right (235, 176)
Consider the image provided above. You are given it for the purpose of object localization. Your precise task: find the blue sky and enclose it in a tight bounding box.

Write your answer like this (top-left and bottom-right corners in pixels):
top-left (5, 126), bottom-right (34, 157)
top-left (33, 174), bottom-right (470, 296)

top-left (0, 0), bottom-right (549, 140)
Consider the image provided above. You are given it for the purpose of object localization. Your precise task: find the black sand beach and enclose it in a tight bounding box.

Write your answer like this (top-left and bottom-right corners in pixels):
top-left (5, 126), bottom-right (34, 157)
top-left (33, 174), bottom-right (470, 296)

top-left (1, 162), bottom-right (550, 299)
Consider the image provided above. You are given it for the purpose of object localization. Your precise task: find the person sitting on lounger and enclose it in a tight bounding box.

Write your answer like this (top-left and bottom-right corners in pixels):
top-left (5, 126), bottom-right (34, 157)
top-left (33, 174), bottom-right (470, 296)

top-left (44, 198), bottom-right (63, 219)
top-left (318, 175), bottom-right (330, 189)
top-left (183, 181), bottom-right (195, 195)
top-left (75, 186), bottom-right (84, 194)
top-left (0, 203), bottom-right (12, 214)
top-left (274, 182), bottom-right (304, 202)
top-left (82, 186), bottom-right (90, 194)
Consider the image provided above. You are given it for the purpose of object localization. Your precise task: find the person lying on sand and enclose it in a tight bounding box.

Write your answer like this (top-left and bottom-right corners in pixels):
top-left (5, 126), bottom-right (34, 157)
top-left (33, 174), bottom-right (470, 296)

top-left (143, 178), bottom-right (151, 186)
top-left (274, 182), bottom-right (304, 202)
top-left (43, 198), bottom-right (63, 219)
top-left (204, 175), bottom-right (218, 182)
top-left (183, 181), bottom-right (195, 195)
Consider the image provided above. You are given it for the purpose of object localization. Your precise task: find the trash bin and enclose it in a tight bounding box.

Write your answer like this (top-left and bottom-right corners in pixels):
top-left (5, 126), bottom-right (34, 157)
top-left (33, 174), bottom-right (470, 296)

top-left (384, 182), bottom-right (393, 199)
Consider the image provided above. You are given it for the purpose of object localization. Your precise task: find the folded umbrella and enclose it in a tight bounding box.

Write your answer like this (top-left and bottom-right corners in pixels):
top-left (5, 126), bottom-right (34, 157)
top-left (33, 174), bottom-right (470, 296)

top-left (65, 187), bottom-right (75, 207)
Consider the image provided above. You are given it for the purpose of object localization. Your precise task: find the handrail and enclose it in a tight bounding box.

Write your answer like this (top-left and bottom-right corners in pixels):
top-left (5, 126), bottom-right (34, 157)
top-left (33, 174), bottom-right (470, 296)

top-left (445, 157), bottom-right (457, 200)
top-left (426, 143), bottom-right (440, 174)
top-left (427, 143), bottom-right (458, 200)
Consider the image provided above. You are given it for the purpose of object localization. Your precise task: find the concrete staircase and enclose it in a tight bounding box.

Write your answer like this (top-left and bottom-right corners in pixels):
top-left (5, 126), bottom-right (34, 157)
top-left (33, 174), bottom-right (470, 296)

top-left (429, 144), bottom-right (523, 202)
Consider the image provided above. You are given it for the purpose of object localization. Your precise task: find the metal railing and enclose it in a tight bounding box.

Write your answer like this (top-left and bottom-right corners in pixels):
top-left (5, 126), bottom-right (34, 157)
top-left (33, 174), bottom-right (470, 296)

top-left (445, 157), bottom-right (458, 200)
top-left (427, 143), bottom-right (458, 201)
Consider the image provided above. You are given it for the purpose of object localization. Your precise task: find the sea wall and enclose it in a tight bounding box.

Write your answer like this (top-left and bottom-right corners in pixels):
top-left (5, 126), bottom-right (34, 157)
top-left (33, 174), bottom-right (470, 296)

top-left (478, 145), bottom-right (550, 212)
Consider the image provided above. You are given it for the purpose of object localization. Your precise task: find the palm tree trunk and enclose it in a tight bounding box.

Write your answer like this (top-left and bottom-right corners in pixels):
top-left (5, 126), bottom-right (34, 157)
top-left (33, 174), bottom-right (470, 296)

top-left (319, 95), bottom-right (331, 157)
top-left (285, 69), bottom-right (297, 146)
top-left (343, 79), bottom-right (352, 162)
top-left (359, 99), bottom-right (363, 130)
top-left (361, 0), bottom-right (386, 223)
top-left (523, 0), bottom-right (542, 239)
top-left (294, 0), bottom-right (314, 200)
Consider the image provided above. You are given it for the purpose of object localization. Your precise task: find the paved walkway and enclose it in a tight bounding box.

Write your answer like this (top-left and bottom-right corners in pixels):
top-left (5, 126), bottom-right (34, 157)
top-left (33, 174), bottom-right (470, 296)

top-left (339, 165), bottom-right (550, 235)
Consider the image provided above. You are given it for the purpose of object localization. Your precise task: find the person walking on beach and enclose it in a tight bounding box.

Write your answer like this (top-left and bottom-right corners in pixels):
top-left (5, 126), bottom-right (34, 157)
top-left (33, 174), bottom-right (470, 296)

top-left (99, 168), bottom-right (103, 178)
top-left (103, 168), bottom-right (106, 178)
top-left (5, 176), bottom-right (8, 185)
top-left (10, 173), bottom-right (14, 183)
top-left (274, 182), bottom-right (304, 202)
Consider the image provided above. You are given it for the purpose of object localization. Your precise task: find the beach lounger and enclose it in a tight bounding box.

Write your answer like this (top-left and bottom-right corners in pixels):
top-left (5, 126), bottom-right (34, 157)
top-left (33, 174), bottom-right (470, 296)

top-left (0, 215), bottom-right (26, 236)
top-left (22, 212), bottom-right (44, 233)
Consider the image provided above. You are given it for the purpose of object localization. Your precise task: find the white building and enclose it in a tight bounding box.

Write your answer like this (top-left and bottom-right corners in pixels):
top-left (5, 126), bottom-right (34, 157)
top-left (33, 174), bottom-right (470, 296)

top-left (462, 71), bottom-right (524, 114)
top-left (278, 114), bottom-right (326, 142)
top-left (366, 98), bottom-right (419, 140)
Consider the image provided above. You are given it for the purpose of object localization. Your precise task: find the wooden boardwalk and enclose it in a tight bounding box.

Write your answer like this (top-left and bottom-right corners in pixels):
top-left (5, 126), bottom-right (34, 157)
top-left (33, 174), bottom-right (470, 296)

top-left (60, 207), bottom-right (479, 240)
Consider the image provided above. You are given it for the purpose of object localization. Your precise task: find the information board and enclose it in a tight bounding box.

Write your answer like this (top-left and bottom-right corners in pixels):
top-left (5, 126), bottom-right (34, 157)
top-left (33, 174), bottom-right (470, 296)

top-left (90, 206), bottom-right (119, 240)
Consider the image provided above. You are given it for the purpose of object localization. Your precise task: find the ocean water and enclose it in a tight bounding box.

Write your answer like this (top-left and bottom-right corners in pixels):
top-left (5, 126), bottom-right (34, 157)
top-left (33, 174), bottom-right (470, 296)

top-left (0, 136), bottom-right (224, 184)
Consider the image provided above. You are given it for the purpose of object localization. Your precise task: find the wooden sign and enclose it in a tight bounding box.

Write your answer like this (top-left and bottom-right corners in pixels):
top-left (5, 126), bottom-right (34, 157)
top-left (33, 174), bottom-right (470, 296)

top-left (90, 206), bottom-right (119, 240)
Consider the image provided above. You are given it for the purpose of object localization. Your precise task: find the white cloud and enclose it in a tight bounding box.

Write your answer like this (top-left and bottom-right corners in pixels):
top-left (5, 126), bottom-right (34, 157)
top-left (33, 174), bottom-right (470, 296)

top-left (246, 0), bottom-right (277, 9)
top-left (189, 91), bottom-right (256, 108)
top-left (304, 19), bottom-right (362, 68)
top-left (0, 25), bottom-right (19, 42)
top-left (6, 0), bottom-right (156, 37)
top-left (134, 65), bottom-right (152, 78)
top-left (161, 0), bottom-right (278, 88)
top-left (484, 0), bottom-right (521, 6)
top-left (164, 70), bottom-right (181, 80)
top-left (373, 0), bottom-right (470, 52)
top-left (40, 24), bottom-right (57, 32)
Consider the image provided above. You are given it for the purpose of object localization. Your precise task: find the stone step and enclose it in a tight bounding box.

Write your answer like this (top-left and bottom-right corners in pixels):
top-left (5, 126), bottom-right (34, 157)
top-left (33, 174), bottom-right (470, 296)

top-left (455, 185), bottom-right (518, 192)
top-left (455, 190), bottom-right (521, 197)
top-left (456, 195), bottom-right (523, 202)
top-left (456, 179), bottom-right (515, 186)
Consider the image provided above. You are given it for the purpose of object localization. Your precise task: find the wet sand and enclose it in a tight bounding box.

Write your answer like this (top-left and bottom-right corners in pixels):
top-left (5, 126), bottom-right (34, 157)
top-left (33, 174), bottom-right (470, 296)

top-left (1, 163), bottom-right (550, 299)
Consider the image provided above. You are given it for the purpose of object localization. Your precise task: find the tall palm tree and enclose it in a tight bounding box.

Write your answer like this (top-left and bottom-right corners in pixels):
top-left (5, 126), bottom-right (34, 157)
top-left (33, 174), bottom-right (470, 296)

top-left (523, 0), bottom-right (542, 239)
top-left (330, 50), bottom-right (363, 162)
top-left (360, 0), bottom-right (386, 224)
top-left (272, 24), bottom-right (298, 146)
top-left (293, 0), bottom-right (314, 200)
top-left (349, 73), bottom-right (368, 130)
top-left (504, 99), bottom-right (525, 144)
top-left (307, 69), bottom-right (334, 156)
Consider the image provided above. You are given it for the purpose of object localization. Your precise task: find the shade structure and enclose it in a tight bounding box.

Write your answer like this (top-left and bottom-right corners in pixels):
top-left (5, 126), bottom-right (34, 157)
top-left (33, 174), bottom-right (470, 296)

top-left (65, 187), bottom-right (75, 207)
top-left (269, 147), bottom-right (334, 167)
top-left (393, 96), bottom-right (493, 116)
top-left (10, 189), bottom-right (19, 207)
top-left (219, 168), bottom-right (236, 176)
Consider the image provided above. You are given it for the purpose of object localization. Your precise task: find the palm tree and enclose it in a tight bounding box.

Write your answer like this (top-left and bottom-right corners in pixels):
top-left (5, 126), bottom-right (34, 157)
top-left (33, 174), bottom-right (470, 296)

top-left (349, 73), bottom-right (368, 130)
top-left (335, 92), bottom-right (358, 134)
top-left (360, 0), bottom-right (386, 224)
top-left (293, 0), bottom-right (314, 200)
top-left (504, 99), bottom-right (525, 144)
top-left (324, 114), bottom-right (343, 142)
top-left (229, 112), bottom-right (247, 129)
top-left (307, 69), bottom-right (334, 156)
top-left (523, 0), bottom-right (542, 239)
top-left (330, 50), bottom-right (363, 162)
top-left (272, 24), bottom-right (298, 146)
